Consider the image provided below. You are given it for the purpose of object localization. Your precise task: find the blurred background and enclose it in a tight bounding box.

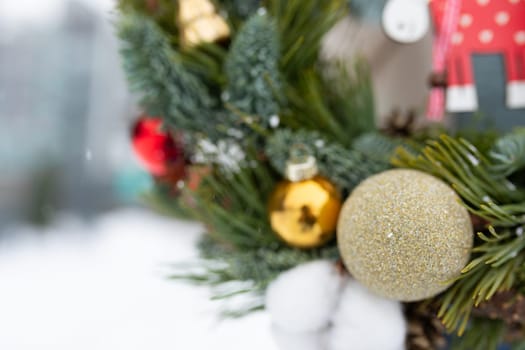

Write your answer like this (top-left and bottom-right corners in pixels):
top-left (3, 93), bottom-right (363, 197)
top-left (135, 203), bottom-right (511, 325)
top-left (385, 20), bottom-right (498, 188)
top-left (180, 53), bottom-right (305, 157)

top-left (0, 0), bottom-right (142, 228)
top-left (0, 3), bottom-right (281, 349)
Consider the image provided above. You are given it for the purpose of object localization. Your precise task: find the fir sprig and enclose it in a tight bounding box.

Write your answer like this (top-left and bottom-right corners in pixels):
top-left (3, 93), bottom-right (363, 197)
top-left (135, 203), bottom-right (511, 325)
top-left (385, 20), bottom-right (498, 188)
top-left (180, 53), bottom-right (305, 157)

top-left (490, 128), bottom-right (525, 178)
top-left (224, 13), bottom-right (282, 127)
top-left (393, 135), bottom-right (525, 226)
top-left (117, 12), bottom-right (227, 140)
top-left (279, 62), bottom-right (375, 147)
top-left (170, 234), bottom-right (339, 316)
top-left (215, 0), bottom-right (261, 28)
top-left (269, 0), bottom-right (347, 77)
top-left (450, 317), bottom-right (506, 350)
top-left (118, 0), bottom-right (179, 33)
top-left (186, 161), bottom-right (280, 249)
top-left (439, 227), bottom-right (525, 335)
top-left (265, 129), bottom-right (393, 193)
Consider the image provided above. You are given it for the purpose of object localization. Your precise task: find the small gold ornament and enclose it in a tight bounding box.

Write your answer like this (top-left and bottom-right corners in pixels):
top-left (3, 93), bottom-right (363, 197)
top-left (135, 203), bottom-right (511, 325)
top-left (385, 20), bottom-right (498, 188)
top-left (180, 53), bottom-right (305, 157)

top-left (337, 169), bottom-right (473, 302)
top-left (268, 150), bottom-right (342, 249)
top-left (178, 0), bottom-right (231, 47)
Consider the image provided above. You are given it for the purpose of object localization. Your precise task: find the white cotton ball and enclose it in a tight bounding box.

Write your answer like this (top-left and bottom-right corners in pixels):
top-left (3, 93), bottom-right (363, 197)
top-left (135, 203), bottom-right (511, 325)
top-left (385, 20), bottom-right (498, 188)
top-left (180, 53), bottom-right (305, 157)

top-left (265, 260), bottom-right (345, 333)
top-left (271, 326), bottom-right (328, 350)
top-left (329, 279), bottom-right (406, 350)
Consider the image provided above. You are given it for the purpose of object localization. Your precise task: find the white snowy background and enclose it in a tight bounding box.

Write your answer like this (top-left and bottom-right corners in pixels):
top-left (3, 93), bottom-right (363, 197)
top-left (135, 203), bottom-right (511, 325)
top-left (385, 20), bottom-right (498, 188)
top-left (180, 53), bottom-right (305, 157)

top-left (0, 209), bottom-right (281, 350)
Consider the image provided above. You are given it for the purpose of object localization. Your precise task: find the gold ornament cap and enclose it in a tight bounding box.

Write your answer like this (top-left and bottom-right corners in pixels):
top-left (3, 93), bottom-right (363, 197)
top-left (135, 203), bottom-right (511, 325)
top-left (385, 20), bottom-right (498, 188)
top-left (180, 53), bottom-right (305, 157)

top-left (285, 146), bottom-right (319, 182)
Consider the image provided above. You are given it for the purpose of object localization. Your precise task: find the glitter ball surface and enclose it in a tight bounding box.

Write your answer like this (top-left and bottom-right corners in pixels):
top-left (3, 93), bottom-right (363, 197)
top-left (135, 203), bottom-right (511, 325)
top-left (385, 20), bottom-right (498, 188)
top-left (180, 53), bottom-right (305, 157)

top-left (337, 169), bottom-right (473, 301)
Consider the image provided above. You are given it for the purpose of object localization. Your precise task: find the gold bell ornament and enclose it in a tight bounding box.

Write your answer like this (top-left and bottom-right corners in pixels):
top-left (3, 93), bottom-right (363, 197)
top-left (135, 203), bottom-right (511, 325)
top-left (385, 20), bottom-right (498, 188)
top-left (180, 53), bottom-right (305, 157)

top-left (177, 0), bottom-right (231, 48)
top-left (268, 148), bottom-right (342, 249)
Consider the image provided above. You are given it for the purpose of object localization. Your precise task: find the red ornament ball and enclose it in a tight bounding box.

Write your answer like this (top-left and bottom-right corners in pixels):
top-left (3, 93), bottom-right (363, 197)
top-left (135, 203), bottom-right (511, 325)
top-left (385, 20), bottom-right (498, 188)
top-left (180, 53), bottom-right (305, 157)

top-left (131, 116), bottom-right (184, 178)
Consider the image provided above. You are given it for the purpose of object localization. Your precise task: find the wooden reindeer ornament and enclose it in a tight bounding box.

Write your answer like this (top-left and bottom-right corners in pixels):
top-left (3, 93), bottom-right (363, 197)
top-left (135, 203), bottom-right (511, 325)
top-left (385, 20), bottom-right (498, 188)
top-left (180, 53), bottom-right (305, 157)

top-left (382, 0), bottom-right (525, 120)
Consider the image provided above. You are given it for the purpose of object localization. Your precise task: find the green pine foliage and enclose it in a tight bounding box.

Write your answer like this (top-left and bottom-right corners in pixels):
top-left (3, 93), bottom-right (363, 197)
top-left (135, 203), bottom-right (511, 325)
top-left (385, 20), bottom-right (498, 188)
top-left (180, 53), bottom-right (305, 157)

top-left (171, 234), bottom-right (339, 315)
top-left (450, 318), bottom-right (506, 350)
top-left (269, 0), bottom-right (347, 77)
top-left (224, 13), bottom-right (282, 127)
top-left (394, 135), bottom-right (525, 226)
top-left (277, 61), bottom-right (375, 147)
top-left (353, 132), bottom-right (403, 163)
top-left (266, 129), bottom-right (393, 193)
top-left (215, 0), bottom-right (261, 24)
top-left (118, 0), bottom-right (179, 33)
top-left (186, 162), bottom-right (280, 250)
top-left (117, 12), bottom-right (226, 140)
top-left (169, 158), bottom-right (341, 315)
top-left (490, 128), bottom-right (525, 178)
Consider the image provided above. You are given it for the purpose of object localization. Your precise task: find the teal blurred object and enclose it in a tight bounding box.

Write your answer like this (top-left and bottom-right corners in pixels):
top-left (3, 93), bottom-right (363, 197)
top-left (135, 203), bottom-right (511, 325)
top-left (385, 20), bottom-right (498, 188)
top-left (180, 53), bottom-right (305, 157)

top-left (113, 166), bottom-right (154, 203)
top-left (454, 55), bottom-right (525, 132)
top-left (347, 0), bottom-right (387, 23)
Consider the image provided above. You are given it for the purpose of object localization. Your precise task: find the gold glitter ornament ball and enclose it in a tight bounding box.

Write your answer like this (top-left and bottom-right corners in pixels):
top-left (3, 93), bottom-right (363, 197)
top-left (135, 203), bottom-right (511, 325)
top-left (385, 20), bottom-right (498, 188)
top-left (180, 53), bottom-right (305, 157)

top-left (337, 169), bottom-right (473, 301)
top-left (269, 176), bottom-right (342, 249)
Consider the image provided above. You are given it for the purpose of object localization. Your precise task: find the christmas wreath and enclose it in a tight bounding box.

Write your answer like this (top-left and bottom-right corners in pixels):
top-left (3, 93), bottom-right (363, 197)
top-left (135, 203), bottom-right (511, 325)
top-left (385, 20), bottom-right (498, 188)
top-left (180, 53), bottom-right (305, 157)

top-left (117, 0), bottom-right (525, 349)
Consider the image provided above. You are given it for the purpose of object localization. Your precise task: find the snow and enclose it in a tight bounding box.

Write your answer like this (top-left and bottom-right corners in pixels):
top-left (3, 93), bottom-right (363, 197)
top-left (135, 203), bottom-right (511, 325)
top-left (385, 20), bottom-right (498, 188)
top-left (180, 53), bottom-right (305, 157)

top-left (0, 209), bottom-right (408, 349)
top-left (0, 209), bottom-right (278, 350)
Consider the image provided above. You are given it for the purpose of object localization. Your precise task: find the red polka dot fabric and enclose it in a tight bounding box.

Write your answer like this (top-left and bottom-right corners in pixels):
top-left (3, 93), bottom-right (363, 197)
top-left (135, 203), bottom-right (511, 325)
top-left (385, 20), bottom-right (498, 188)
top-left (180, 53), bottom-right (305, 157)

top-left (430, 0), bottom-right (525, 84)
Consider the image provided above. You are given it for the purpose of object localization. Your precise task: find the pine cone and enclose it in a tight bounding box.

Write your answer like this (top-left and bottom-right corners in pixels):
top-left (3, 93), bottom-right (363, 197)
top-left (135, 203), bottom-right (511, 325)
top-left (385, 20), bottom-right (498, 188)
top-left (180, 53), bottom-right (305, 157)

top-left (473, 290), bottom-right (525, 342)
top-left (405, 302), bottom-right (447, 350)
top-left (381, 109), bottom-right (417, 138)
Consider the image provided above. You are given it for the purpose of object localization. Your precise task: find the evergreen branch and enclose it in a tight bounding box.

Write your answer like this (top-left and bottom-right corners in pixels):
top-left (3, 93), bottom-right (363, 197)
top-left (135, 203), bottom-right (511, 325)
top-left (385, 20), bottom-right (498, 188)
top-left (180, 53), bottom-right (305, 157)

top-left (117, 12), bottom-right (227, 141)
top-left (178, 42), bottom-right (228, 87)
top-left (490, 128), bottom-right (525, 178)
top-left (455, 127), bottom-right (500, 154)
top-left (171, 235), bottom-right (338, 299)
top-left (439, 225), bottom-right (525, 335)
top-left (224, 12), bottom-right (282, 129)
top-left (118, 0), bottom-right (179, 34)
top-left (215, 0), bottom-right (261, 28)
top-left (280, 62), bottom-right (376, 147)
top-left (513, 341), bottom-right (525, 350)
top-left (186, 161), bottom-right (280, 250)
top-left (353, 132), bottom-right (403, 163)
top-left (197, 234), bottom-right (339, 287)
top-left (439, 251), bottom-right (522, 335)
top-left (265, 129), bottom-right (392, 193)
top-left (268, 0), bottom-right (347, 77)
top-left (322, 60), bottom-right (376, 141)
top-left (170, 233), bottom-right (339, 316)
top-left (393, 134), bottom-right (525, 225)
top-left (450, 317), bottom-right (505, 350)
